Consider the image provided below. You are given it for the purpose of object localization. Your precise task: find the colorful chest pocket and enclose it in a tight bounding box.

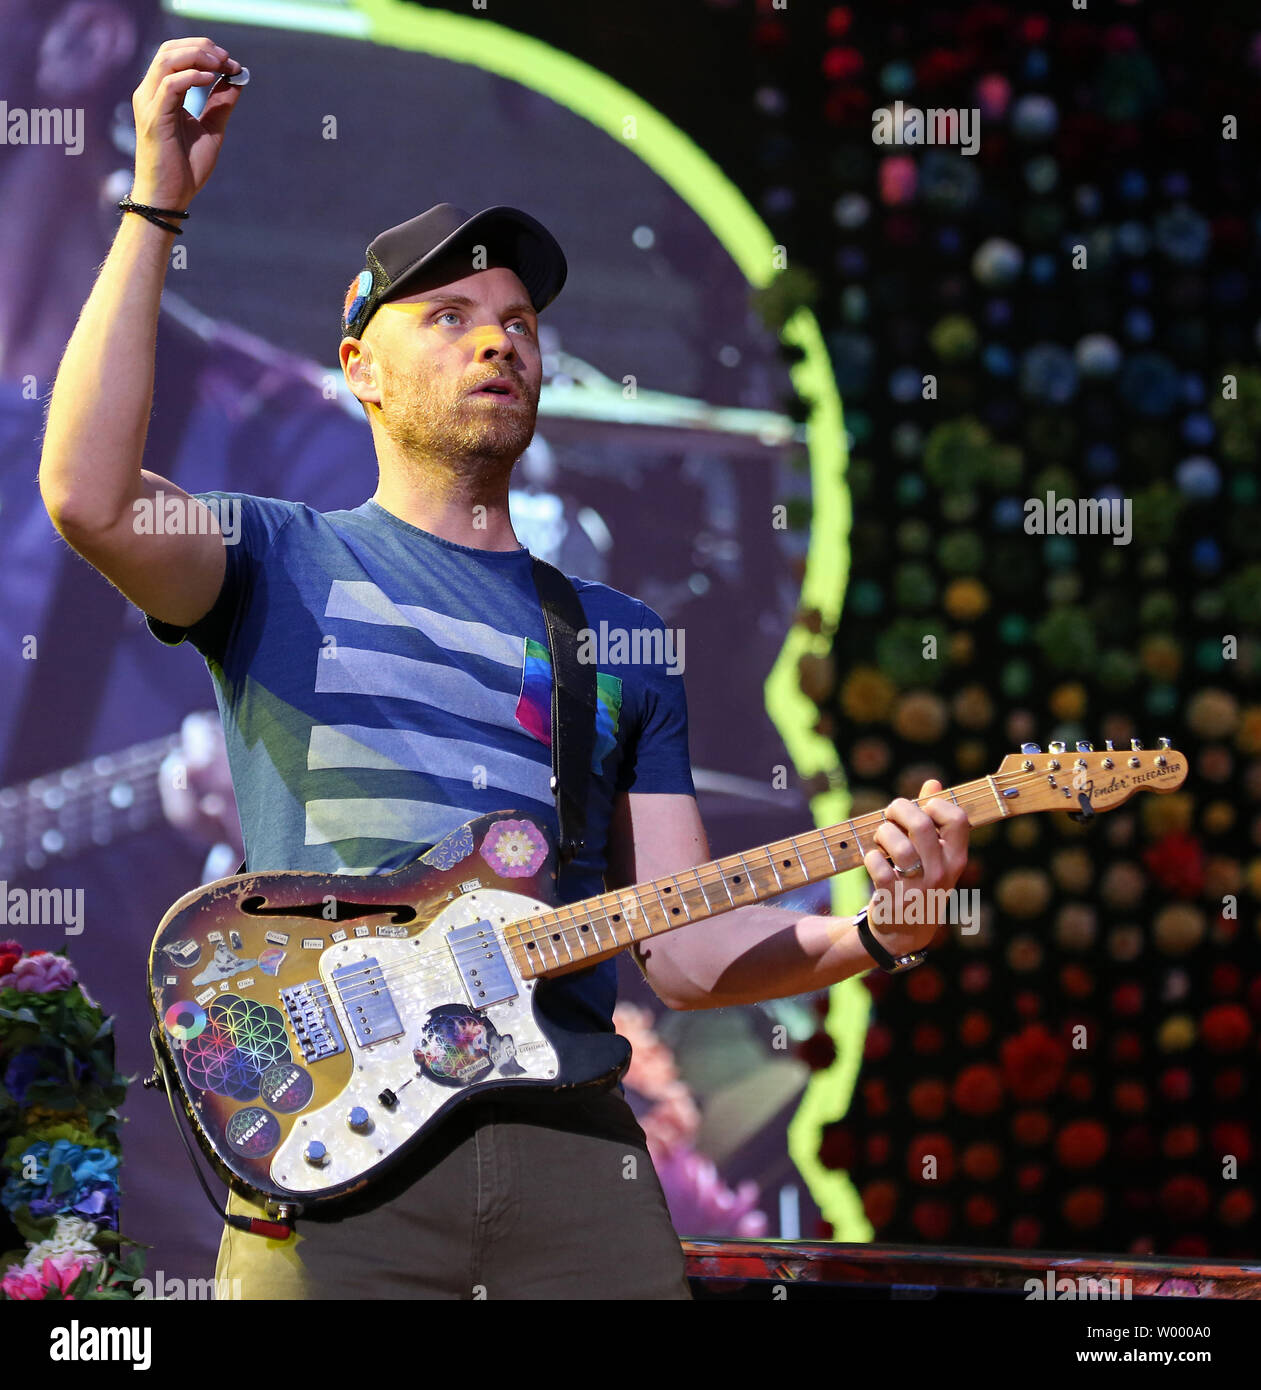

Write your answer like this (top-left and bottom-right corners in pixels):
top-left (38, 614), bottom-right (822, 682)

top-left (515, 636), bottom-right (623, 775)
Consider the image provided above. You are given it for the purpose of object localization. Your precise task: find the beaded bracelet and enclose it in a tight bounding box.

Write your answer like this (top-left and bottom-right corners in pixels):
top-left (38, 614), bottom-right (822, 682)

top-left (118, 194), bottom-right (189, 236)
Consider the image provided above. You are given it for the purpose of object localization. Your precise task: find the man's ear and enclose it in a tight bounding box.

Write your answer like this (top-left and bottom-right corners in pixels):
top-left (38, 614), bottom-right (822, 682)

top-left (339, 336), bottom-right (381, 412)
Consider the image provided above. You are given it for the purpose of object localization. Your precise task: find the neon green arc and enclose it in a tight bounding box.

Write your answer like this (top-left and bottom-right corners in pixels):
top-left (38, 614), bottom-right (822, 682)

top-left (166, 0), bottom-right (870, 1240)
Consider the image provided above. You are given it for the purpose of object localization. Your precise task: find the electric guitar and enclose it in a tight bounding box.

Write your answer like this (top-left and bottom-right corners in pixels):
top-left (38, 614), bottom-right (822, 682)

top-left (147, 739), bottom-right (1186, 1212)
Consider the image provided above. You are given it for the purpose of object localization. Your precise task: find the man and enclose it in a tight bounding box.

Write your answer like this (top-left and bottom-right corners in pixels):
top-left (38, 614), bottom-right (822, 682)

top-left (40, 36), bottom-right (971, 1298)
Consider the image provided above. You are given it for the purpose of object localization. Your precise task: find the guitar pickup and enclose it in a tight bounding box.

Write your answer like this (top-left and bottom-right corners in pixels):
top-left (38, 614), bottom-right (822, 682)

top-left (446, 920), bottom-right (517, 1007)
top-left (332, 958), bottom-right (404, 1048)
top-left (280, 980), bottom-right (345, 1063)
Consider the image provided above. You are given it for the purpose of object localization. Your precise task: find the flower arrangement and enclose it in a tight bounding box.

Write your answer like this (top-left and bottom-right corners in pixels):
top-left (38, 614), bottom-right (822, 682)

top-left (0, 940), bottom-right (144, 1299)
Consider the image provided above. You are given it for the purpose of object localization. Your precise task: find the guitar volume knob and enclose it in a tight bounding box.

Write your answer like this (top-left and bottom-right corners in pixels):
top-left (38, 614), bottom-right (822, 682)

top-left (348, 1106), bottom-right (372, 1133)
top-left (304, 1140), bottom-right (328, 1167)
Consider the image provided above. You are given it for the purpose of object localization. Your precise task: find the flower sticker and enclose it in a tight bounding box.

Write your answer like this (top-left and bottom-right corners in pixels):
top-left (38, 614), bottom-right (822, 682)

top-left (479, 818), bottom-right (548, 878)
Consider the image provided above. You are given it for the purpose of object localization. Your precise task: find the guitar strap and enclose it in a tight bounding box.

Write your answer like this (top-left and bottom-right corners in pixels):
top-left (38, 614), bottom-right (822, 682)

top-left (234, 553), bottom-right (597, 880)
top-left (529, 555), bottom-right (597, 879)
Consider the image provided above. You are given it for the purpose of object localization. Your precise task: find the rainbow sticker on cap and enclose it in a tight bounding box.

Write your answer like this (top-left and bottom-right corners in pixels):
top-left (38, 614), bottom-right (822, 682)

top-left (343, 269), bottom-right (374, 333)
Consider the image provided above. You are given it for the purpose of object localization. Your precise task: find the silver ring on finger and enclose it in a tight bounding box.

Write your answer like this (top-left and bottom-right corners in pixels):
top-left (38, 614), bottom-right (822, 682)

top-left (894, 860), bottom-right (924, 878)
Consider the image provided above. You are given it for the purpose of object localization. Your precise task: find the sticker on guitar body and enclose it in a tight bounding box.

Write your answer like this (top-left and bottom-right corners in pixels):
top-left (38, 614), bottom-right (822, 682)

top-left (412, 1005), bottom-right (525, 1087)
top-left (192, 943), bottom-right (259, 986)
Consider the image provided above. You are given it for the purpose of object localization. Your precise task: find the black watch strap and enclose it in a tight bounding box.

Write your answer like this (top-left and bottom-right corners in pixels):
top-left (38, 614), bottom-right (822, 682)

top-left (855, 905), bottom-right (929, 974)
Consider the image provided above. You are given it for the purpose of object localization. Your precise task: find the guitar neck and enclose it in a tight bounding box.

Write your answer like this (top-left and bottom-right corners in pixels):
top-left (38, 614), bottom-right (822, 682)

top-left (514, 774), bottom-right (1014, 979)
top-left (514, 737), bottom-right (1189, 979)
top-left (0, 734), bottom-right (180, 879)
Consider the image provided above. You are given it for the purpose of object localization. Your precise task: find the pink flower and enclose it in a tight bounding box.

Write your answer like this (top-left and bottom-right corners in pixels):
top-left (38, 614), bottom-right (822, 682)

top-left (1, 1265), bottom-right (49, 1300)
top-left (1, 1255), bottom-right (87, 1300)
top-left (7, 953), bottom-right (77, 994)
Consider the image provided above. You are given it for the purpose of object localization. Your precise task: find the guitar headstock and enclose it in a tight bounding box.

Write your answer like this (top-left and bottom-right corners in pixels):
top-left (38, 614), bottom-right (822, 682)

top-left (994, 738), bottom-right (1186, 818)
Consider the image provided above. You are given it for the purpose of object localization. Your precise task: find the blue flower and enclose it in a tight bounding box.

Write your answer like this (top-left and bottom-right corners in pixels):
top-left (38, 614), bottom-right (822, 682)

top-left (1, 1141), bottom-right (120, 1221)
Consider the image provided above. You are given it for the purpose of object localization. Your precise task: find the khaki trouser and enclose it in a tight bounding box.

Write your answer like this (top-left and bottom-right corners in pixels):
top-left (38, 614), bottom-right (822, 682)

top-left (215, 1088), bottom-right (692, 1300)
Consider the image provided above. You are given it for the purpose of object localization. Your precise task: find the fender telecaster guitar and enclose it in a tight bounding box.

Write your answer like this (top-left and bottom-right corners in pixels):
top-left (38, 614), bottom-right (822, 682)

top-left (148, 739), bottom-right (1185, 1212)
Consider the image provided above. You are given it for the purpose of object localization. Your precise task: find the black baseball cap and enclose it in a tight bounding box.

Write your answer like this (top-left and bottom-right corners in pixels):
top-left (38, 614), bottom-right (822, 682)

top-left (340, 203), bottom-right (568, 340)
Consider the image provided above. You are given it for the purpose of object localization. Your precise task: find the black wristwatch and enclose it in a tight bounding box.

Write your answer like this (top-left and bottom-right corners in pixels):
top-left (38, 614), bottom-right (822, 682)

top-left (854, 905), bottom-right (929, 974)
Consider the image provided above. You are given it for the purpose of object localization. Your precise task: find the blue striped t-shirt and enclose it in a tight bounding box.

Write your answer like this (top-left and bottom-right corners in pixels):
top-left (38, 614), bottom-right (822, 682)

top-left (145, 493), bottom-right (695, 1034)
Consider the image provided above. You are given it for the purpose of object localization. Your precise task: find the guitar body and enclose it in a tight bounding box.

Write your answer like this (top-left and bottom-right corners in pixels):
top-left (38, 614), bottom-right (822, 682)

top-left (148, 811), bottom-right (630, 1211)
top-left (148, 737), bottom-right (1187, 1215)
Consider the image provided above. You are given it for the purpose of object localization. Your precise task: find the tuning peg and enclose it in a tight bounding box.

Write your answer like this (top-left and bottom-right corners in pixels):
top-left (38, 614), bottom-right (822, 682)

top-left (1104, 740), bottom-right (1115, 751)
top-left (1130, 739), bottom-right (1144, 751)
top-left (1048, 740), bottom-right (1066, 753)
top-left (1020, 742), bottom-right (1041, 754)
top-left (1076, 740), bottom-right (1094, 752)
top-left (1158, 736), bottom-right (1171, 749)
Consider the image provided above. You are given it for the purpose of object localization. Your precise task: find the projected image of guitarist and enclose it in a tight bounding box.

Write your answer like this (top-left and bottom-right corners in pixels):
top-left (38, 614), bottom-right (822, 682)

top-left (39, 35), bottom-right (975, 1300)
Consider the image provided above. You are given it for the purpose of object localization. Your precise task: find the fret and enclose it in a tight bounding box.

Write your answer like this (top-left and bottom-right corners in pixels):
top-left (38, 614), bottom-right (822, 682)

top-left (562, 912), bottom-right (581, 964)
top-left (986, 776), bottom-right (1009, 817)
top-left (568, 905), bottom-right (591, 958)
top-left (669, 870), bottom-right (699, 923)
top-left (789, 834), bottom-right (809, 881)
top-left (820, 829), bottom-right (838, 872)
top-left (558, 912), bottom-right (580, 965)
top-left (715, 860), bottom-right (737, 907)
top-left (645, 877), bottom-right (673, 932)
top-left (766, 847), bottom-right (785, 893)
top-left (620, 891), bottom-right (644, 943)
top-left (687, 864), bottom-right (711, 915)
top-left (589, 906), bottom-right (616, 951)
top-left (733, 852), bottom-right (756, 903)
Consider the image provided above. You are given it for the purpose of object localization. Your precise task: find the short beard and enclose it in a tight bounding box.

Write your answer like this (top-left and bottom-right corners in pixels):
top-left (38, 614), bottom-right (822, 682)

top-left (376, 358), bottom-right (537, 486)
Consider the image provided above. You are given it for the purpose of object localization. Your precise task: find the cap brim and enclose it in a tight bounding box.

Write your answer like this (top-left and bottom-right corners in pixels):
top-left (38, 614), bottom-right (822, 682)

top-left (381, 205), bottom-right (567, 315)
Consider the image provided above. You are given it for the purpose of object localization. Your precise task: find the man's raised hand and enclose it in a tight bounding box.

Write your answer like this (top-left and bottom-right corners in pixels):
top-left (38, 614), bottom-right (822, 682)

top-left (130, 37), bottom-right (245, 211)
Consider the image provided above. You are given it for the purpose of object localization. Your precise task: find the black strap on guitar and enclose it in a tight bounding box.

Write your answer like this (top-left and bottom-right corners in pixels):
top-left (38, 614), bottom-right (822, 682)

top-left (233, 553), bottom-right (596, 878)
top-left (529, 554), bottom-right (596, 878)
